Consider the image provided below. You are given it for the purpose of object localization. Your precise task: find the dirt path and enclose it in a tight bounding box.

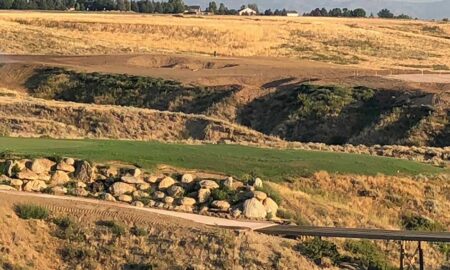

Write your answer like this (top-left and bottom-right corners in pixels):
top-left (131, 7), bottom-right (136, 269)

top-left (386, 74), bottom-right (450, 83)
top-left (0, 190), bottom-right (275, 230)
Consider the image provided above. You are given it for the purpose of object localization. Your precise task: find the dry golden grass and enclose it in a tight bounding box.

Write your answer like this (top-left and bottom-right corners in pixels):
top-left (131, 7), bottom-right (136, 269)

top-left (1, 11), bottom-right (450, 70)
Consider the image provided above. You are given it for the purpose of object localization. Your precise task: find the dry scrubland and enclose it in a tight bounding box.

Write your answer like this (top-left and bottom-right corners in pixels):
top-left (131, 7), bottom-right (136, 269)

top-left (0, 11), bottom-right (450, 70)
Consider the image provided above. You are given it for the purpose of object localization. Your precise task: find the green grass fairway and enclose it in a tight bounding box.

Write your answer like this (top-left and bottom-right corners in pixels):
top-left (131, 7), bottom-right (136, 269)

top-left (0, 137), bottom-right (446, 181)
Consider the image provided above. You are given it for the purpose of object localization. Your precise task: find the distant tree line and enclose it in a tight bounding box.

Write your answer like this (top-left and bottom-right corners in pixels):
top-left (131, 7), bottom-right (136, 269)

top-left (263, 8), bottom-right (297, 16)
top-left (303, 7), bottom-right (412, 19)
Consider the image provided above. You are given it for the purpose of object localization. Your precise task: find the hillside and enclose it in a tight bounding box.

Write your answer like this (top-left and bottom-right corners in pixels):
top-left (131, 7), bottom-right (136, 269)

top-left (1, 12), bottom-right (450, 70)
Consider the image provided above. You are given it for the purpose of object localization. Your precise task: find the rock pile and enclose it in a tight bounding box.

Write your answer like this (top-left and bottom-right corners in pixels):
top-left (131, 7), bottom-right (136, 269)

top-left (0, 157), bottom-right (278, 220)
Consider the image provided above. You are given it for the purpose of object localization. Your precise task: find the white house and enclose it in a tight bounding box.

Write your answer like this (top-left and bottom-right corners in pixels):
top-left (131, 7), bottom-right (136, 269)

top-left (238, 7), bottom-right (257, 16)
top-left (286, 12), bottom-right (299, 17)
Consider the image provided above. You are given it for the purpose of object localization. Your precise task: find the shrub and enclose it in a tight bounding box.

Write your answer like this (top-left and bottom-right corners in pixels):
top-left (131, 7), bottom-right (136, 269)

top-left (211, 187), bottom-right (239, 204)
top-left (130, 226), bottom-right (148, 237)
top-left (401, 213), bottom-right (444, 232)
top-left (344, 240), bottom-right (394, 270)
top-left (61, 245), bottom-right (95, 262)
top-left (53, 216), bottom-right (85, 241)
top-left (277, 209), bottom-right (310, 225)
top-left (96, 220), bottom-right (126, 236)
top-left (14, 204), bottom-right (49, 220)
top-left (296, 237), bottom-right (340, 264)
top-left (122, 263), bottom-right (154, 270)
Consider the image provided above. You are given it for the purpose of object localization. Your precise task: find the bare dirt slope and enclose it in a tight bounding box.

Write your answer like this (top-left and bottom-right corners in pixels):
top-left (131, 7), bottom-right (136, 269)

top-left (0, 192), bottom-right (319, 270)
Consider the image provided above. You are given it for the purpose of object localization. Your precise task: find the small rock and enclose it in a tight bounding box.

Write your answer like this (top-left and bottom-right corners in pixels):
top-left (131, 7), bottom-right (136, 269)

top-left (109, 182), bottom-right (136, 196)
top-left (120, 176), bottom-right (144, 184)
top-left (232, 209), bottom-right (241, 218)
top-left (133, 190), bottom-right (150, 198)
top-left (138, 183), bottom-right (150, 191)
top-left (253, 191), bottom-right (267, 201)
top-left (199, 180), bottom-right (219, 190)
top-left (179, 197), bottom-right (196, 206)
top-left (181, 174), bottom-right (194, 184)
top-left (100, 193), bottom-right (116, 202)
top-left (145, 175), bottom-right (159, 183)
top-left (198, 188), bottom-right (211, 203)
top-left (73, 188), bottom-right (89, 197)
top-left (211, 200), bottom-right (230, 211)
top-left (167, 185), bottom-right (185, 198)
top-left (223, 177), bottom-right (233, 189)
top-left (10, 179), bottom-right (23, 189)
top-left (132, 201), bottom-right (144, 207)
top-left (56, 161), bottom-right (75, 173)
top-left (23, 180), bottom-right (47, 192)
top-left (158, 176), bottom-right (176, 189)
top-left (153, 191), bottom-right (166, 200)
top-left (64, 158), bottom-right (75, 165)
top-left (118, 194), bottom-right (133, 202)
top-left (51, 186), bottom-right (68, 194)
top-left (243, 198), bottom-right (267, 219)
top-left (253, 178), bottom-right (263, 188)
top-left (147, 200), bottom-right (156, 207)
top-left (130, 168), bottom-right (141, 177)
top-left (164, 196), bottom-right (174, 204)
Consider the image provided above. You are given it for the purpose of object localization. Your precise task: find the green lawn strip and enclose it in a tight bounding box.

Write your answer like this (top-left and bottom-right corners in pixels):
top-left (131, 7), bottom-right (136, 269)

top-left (0, 137), bottom-right (446, 181)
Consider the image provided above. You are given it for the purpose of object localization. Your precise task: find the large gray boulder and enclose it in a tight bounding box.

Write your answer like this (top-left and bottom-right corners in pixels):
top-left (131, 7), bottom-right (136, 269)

top-left (242, 198), bottom-right (267, 219)
top-left (74, 160), bottom-right (94, 183)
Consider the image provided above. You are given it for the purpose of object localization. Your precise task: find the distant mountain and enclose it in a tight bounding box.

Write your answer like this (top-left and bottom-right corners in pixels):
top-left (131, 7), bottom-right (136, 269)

top-left (187, 0), bottom-right (450, 19)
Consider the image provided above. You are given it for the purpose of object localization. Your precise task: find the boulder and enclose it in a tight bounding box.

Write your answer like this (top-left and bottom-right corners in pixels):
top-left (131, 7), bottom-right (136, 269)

top-left (23, 180), bottom-right (47, 192)
top-left (90, 182), bottom-right (105, 193)
top-left (138, 183), bottom-right (150, 191)
top-left (253, 191), bottom-right (267, 201)
top-left (118, 194), bottom-right (133, 202)
top-left (30, 158), bottom-right (55, 174)
top-left (153, 191), bottom-right (166, 200)
top-left (50, 170), bottom-right (70, 186)
top-left (263, 198), bottom-right (278, 216)
top-left (64, 158), bottom-right (75, 165)
top-left (242, 198), bottom-right (267, 219)
top-left (98, 166), bottom-right (118, 177)
top-left (100, 193), bottom-right (116, 202)
top-left (199, 180), bottom-right (219, 190)
top-left (211, 200), bottom-right (230, 211)
top-left (73, 188), bottom-right (89, 197)
top-left (51, 186), bottom-right (68, 195)
top-left (223, 177), bottom-right (233, 189)
top-left (253, 178), bottom-right (263, 188)
top-left (132, 201), bottom-right (144, 207)
top-left (56, 161), bottom-right (75, 173)
top-left (121, 176), bottom-right (144, 184)
top-left (158, 176), bottom-right (176, 189)
top-left (145, 175), bottom-right (159, 183)
top-left (179, 197), bottom-right (196, 206)
top-left (74, 160), bottom-right (94, 183)
top-left (164, 196), bottom-right (174, 204)
top-left (133, 190), bottom-right (150, 199)
top-left (0, 184), bottom-right (16, 191)
top-left (167, 185), bottom-right (185, 198)
top-left (16, 169), bottom-right (40, 181)
top-left (10, 179), bottom-right (23, 189)
top-left (4, 160), bottom-right (18, 177)
top-left (109, 182), bottom-right (136, 196)
top-left (197, 188), bottom-right (211, 203)
top-left (232, 209), bottom-right (242, 218)
top-left (147, 200), bottom-right (156, 207)
top-left (181, 174), bottom-right (194, 184)
top-left (130, 168), bottom-right (141, 177)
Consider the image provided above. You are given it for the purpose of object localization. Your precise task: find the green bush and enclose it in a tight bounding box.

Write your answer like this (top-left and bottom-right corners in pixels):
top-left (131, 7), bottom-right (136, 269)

top-left (211, 187), bottom-right (239, 204)
top-left (14, 204), bottom-right (49, 220)
top-left (296, 237), bottom-right (340, 264)
top-left (61, 245), bottom-right (95, 262)
top-left (130, 226), bottom-right (148, 237)
top-left (53, 216), bottom-right (85, 241)
top-left (344, 240), bottom-right (394, 270)
top-left (401, 213), bottom-right (444, 232)
top-left (96, 220), bottom-right (126, 236)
